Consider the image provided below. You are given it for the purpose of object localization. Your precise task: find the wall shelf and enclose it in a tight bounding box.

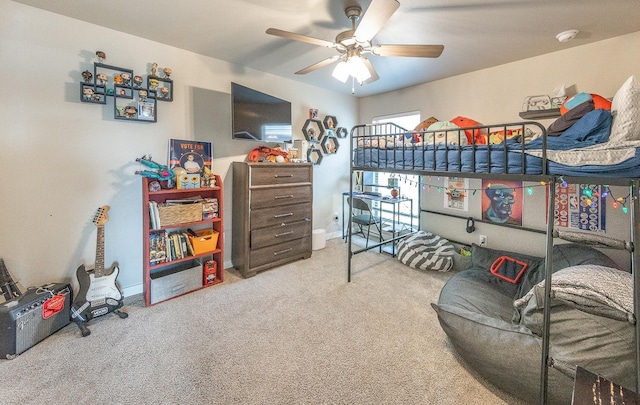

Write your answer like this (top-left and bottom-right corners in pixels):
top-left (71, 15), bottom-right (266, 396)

top-left (80, 61), bottom-right (173, 123)
top-left (518, 108), bottom-right (560, 120)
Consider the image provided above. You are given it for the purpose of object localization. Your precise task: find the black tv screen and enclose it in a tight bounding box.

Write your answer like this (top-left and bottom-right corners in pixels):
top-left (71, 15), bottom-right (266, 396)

top-left (231, 83), bottom-right (292, 143)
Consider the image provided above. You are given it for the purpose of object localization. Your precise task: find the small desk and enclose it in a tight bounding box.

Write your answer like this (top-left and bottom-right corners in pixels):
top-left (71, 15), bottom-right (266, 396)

top-left (342, 192), bottom-right (413, 255)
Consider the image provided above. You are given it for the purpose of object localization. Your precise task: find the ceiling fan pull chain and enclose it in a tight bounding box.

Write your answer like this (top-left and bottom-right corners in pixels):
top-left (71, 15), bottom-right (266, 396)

top-left (351, 76), bottom-right (356, 95)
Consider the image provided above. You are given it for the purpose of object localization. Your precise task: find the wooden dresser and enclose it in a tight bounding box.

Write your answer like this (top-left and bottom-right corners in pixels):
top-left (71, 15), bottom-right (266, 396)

top-left (232, 162), bottom-right (313, 278)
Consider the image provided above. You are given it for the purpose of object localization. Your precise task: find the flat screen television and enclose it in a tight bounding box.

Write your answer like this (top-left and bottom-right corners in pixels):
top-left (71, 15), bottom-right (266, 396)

top-left (231, 83), bottom-right (292, 143)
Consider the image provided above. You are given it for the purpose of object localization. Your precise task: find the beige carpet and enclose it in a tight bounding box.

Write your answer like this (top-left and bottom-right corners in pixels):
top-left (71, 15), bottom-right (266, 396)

top-left (0, 239), bottom-right (525, 404)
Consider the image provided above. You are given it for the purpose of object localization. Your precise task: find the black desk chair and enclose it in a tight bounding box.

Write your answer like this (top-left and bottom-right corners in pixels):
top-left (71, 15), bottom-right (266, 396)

top-left (347, 197), bottom-right (382, 247)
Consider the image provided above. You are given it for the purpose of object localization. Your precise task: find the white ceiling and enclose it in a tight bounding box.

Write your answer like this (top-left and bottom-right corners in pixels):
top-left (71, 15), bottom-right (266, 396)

top-left (13, 0), bottom-right (640, 97)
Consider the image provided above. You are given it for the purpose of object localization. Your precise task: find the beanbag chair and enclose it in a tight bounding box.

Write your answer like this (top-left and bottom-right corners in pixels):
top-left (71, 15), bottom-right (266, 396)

top-left (397, 231), bottom-right (454, 272)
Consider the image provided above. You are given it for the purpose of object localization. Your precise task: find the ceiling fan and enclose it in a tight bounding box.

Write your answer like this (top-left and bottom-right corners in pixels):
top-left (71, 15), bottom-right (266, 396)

top-left (266, 0), bottom-right (444, 88)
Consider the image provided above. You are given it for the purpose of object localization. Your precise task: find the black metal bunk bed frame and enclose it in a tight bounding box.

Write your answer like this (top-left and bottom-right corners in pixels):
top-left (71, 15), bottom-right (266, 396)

top-left (347, 121), bottom-right (640, 404)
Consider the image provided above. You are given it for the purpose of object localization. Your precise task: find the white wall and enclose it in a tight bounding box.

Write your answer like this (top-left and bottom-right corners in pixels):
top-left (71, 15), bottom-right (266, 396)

top-left (359, 31), bottom-right (640, 269)
top-left (0, 1), bottom-right (356, 296)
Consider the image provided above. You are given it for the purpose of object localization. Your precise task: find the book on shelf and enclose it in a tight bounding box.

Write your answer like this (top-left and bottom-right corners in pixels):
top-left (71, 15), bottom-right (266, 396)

top-left (164, 196), bottom-right (204, 205)
top-left (148, 201), bottom-right (160, 229)
top-left (149, 231), bottom-right (167, 266)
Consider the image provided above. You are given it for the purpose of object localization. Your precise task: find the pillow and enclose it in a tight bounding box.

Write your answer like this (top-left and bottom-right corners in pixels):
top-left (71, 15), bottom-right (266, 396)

top-left (547, 99), bottom-right (594, 136)
top-left (516, 243), bottom-right (621, 300)
top-left (450, 116), bottom-right (486, 144)
top-left (514, 264), bottom-right (633, 322)
top-left (425, 121), bottom-right (468, 145)
top-left (609, 75), bottom-right (640, 143)
top-left (560, 92), bottom-right (611, 115)
top-left (484, 127), bottom-right (524, 144)
top-left (412, 116), bottom-right (438, 143)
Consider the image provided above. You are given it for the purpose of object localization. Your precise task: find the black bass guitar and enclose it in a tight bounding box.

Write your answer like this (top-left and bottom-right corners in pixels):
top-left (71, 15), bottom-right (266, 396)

top-left (71, 206), bottom-right (127, 336)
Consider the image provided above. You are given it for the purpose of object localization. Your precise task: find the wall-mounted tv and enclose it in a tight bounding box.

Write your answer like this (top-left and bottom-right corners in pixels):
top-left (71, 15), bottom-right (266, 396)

top-left (231, 82), bottom-right (292, 143)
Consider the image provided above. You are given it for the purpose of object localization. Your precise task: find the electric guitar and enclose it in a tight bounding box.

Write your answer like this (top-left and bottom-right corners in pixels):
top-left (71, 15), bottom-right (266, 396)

top-left (72, 206), bottom-right (127, 336)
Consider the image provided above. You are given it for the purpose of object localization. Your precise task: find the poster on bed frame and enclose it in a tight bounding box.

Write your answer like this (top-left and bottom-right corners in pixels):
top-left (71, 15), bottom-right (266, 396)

top-left (481, 179), bottom-right (523, 226)
top-left (550, 183), bottom-right (606, 232)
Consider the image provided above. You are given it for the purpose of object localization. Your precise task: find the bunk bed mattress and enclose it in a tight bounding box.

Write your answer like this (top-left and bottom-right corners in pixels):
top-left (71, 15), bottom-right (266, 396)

top-left (353, 145), bottom-right (543, 174)
top-left (353, 143), bottom-right (640, 177)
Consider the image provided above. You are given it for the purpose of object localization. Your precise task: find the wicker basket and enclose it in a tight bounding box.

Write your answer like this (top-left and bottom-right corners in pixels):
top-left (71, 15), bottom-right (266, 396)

top-left (158, 203), bottom-right (202, 227)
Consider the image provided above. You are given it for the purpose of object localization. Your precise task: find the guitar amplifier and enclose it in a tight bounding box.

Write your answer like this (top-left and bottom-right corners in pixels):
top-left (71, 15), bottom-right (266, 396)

top-left (0, 283), bottom-right (72, 359)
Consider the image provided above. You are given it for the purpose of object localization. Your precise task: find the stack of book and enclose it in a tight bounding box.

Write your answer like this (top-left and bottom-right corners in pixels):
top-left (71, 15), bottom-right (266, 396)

top-left (148, 230), bottom-right (196, 266)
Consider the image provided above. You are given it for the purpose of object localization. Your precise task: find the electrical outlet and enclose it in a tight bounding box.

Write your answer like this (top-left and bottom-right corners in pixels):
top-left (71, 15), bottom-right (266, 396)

top-left (479, 235), bottom-right (487, 247)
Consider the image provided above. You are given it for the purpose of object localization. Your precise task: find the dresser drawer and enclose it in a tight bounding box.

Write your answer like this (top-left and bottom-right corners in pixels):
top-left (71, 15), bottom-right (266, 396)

top-left (250, 185), bottom-right (312, 209)
top-left (250, 236), bottom-right (312, 269)
top-left (250, 165), bottom-right (311, 186)
top-left (250, 203), bottom-right (311, 229)
top-left (251, 220), bottom-right (311, 249)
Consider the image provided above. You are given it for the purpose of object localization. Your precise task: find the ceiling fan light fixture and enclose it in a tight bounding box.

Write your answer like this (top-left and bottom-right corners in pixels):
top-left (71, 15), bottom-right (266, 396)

top-left (347, 56), bottom-right (371, 82)
top-left (332, 61), bottom-right (350, 83)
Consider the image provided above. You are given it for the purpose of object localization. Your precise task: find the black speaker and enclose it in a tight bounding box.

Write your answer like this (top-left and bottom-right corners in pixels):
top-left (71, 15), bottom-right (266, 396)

top-left (0, 283), bottom-right (72, 359)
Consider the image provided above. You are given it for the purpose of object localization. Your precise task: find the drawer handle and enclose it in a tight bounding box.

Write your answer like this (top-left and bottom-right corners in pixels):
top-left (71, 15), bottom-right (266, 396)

top-left (273, 248), bottom-right (293, 256)
top-left (274, 174), bottom-right (294, 178)
top-left (274, 195), bottom-right (294, 199)
top-left (275, 231), bottom-right (294, 237)
top-left (274, 212), bottom-right (294, 218)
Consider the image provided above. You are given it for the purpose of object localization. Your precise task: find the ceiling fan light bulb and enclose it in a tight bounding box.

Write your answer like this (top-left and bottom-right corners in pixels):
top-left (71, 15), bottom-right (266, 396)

top-left (332, 61), bottom-right (350, 83)
top-left (347, 56), bottom-right (371, 82)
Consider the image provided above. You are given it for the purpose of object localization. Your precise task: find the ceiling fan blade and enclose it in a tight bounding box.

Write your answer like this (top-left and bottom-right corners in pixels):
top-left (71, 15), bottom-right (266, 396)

top-left (372, 44), bottom-right (444, 58)
top-left (295, 55), bottom-right (341, 75)
top-left (266, 28), bottom-right (337, 48)
top-left (354, 0), bottom-right (400, 42)
top-left (361, 57), bottom-right (379, 84)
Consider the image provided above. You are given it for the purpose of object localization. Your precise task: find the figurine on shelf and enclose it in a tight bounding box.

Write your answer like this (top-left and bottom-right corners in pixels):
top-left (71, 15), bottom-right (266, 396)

top-left (202, 167), bottom-right (216, 187)
top-left (82, 70), bottom-right (93, 83)
top-left (83, 88), bottom-right (94, 101)
top-left (133, 75), bottom-right (143, 88)
top-left (138, 89), bottom-right (148, 102)
top-left (135, 155), bottom-right (175, 182)
top-left (149, 78), bottom-right (159, 90)
top-left (163, 67), bottom-right (172, 79)
top-left (160, 87), bottom-right (169, 99)
top-left (124, 105), bottom-right (137, 118)
top-left (96, 50), bottom-right (106, 63)
top-left (151, 62), bottom-right (158, 77)
top-left (121, 73), bottom-right (131, 86)
top-left (113, 75), bottom-right (123, 85)
top-left (96, 73), bottom-right (107, 85)
top-left (116, 106), bottom-right (125, 117)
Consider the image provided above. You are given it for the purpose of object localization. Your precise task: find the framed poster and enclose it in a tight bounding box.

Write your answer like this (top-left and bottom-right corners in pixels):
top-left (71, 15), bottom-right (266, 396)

top-left (444, 177), bottom-right (468, 211)
top-left (481, 180), bottom-right (523, 226)
top-left (168, 139), bottom-right (212, 175)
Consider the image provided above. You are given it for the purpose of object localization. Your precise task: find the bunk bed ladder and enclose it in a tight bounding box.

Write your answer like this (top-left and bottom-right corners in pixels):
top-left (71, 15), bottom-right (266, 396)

top-left (632, 179), bottom-right (640, 394)
top-left (539, 178), bottom-right (556, 405)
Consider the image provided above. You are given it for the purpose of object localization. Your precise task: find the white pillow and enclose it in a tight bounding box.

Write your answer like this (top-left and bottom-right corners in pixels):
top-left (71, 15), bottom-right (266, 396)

top-left (609, 75), bottom-right (640, 142)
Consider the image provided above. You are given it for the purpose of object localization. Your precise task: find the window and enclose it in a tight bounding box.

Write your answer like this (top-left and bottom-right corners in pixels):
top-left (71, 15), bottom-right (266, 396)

top-left (366, 111), bottom-right (421, 233)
